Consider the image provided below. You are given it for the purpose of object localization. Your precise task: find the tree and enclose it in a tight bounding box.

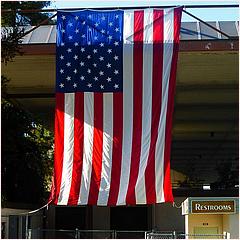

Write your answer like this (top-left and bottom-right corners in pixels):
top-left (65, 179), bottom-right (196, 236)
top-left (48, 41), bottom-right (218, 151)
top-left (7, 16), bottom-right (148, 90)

top-left (1, 1), bottom-right (54, 206)
top-left (1, 1), bottom-right (52, 26)
top-left (2, 100), bottom-right (54, 204)
top-left (1, 1), bottom-right (53, 65)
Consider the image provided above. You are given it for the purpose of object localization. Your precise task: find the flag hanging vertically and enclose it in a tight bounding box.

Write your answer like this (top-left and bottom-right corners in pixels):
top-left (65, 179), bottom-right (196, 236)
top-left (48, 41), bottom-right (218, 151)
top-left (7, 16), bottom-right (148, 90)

top-left (51, 7), bottom-right (182, 206)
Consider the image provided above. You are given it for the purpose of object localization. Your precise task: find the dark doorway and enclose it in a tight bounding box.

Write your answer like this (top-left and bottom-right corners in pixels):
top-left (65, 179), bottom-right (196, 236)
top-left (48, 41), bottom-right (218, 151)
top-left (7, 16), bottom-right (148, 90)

top-left (55, 206), bottom-right (92, 230)
top-left (110, 206), bottom-right (149, 231)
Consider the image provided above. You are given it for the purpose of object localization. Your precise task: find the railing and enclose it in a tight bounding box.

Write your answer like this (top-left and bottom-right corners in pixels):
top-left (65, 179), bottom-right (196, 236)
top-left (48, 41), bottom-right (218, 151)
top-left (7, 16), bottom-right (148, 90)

top-left (27, 229), bottom-right (229, 239)
top-left (27, 229), bottom-right (77, 239)
top-left (145, 231), bottom-right (228, 239)
top-left (27, 229), bottom-right (115, 239)
top-left (27, 229), bottom-right (148, 239)
top-left (115, 230), bottom-right (146, 239)
top-left (76, 229), bottom-right (115, 239)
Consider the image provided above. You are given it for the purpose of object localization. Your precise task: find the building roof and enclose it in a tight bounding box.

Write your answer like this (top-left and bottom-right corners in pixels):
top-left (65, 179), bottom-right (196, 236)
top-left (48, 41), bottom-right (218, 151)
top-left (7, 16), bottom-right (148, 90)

top-left (19, 21), bottom-right (239, 44)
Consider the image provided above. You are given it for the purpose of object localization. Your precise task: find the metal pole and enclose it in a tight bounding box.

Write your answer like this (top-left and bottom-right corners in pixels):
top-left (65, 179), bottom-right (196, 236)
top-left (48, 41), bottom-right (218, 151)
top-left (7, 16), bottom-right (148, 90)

top-left (1, 4), bottom-right (238, 13)
top-left (25, 215), bottom-right (29, 239)
top-left (75, 228), bottom-right (79, 239)
top-left (173, 230), bottom-right (177, 239)
top-left (182, 9), bottom-right (232, 39)
top-left (4, 6), bottom-right (235, 43)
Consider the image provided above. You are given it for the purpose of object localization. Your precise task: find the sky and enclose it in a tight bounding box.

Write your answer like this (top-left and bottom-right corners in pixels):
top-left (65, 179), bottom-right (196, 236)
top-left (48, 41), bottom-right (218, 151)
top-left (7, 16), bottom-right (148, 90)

top-left (48, 0), bottom-right (239, 22)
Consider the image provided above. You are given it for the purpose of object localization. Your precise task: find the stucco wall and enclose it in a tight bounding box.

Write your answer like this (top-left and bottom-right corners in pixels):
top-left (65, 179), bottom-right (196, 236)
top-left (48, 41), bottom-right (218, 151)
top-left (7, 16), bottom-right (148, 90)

top-left (154, 197), bottom-right (186, 231)
top-left (223, 214), bottom-right (239, 239)
top-left (188, 214), bottom-right (223, 235)
top-left (92, 206), bottom-right (110, 230)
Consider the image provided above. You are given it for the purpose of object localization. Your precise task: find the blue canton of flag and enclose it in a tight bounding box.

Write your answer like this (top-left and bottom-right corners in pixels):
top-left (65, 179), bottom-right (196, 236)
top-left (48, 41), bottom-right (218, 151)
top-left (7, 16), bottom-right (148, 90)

top-left (56, 10), bottom-right (123, 92)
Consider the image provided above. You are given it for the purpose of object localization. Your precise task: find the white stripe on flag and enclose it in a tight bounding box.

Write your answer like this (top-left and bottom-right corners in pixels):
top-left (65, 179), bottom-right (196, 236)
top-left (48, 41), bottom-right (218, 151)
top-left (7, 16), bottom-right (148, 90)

top-left (58, 93), bottom-right (75, 205)
top-left (155, 8), bottom-right (174, 203)
top-left (97, 93), bottom-right (113, 205)
top-left (135, 9), bottom-right (153, 204)
top-left (78, 92), bottom-right (94, 204)
top-left (117, 10), bottom-right (134, 205)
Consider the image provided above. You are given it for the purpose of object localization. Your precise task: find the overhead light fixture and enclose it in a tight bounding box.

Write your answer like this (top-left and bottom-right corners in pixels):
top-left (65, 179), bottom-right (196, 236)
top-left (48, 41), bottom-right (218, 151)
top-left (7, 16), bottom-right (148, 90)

top-left (203, 184), bottom-right (211, 190)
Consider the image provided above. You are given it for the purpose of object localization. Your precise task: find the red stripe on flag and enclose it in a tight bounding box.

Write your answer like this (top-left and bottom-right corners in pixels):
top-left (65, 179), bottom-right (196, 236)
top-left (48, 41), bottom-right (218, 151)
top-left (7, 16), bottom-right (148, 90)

top-left (145, 9), bottom-right (164, 204)
top-left (108, 93), bottom-right (123, 205)
top-left (163, 8), bottom-right (182, 202)
top-left (88, 93), bottom-right (104, 205)
top-left (68, 93), bottom-right (84, 205)
top-left (126, 10), bottom-right (144, 205)
top-left (53, 93), bottom-right (65, 204)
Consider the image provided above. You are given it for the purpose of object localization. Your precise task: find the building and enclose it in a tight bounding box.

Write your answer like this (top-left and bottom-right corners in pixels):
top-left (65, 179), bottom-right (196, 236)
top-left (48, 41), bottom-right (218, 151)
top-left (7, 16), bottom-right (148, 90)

top-left (2, 16), bottom-right (239, 239)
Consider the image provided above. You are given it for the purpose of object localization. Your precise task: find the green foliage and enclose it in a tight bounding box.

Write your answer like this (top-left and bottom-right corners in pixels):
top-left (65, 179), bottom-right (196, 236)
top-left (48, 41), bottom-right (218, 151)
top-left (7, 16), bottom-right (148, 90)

top-left (1, 99), bottom-right (54, 204)
top-left (1, 75), bottom-right (10, 94)
top-left (1, 27), bottom-right (24, 65)
top-left (1, 1), bottom-right (55, 205)
top-left (1, 1), bottom-right (53, 65)
top-left (1, 1), bottom-right (52, 26)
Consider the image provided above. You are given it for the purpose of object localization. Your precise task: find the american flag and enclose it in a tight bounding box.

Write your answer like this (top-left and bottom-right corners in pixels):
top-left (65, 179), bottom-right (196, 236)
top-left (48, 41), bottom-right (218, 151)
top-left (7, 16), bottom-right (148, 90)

top-left (52, 7), bottom-right (182, 206)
